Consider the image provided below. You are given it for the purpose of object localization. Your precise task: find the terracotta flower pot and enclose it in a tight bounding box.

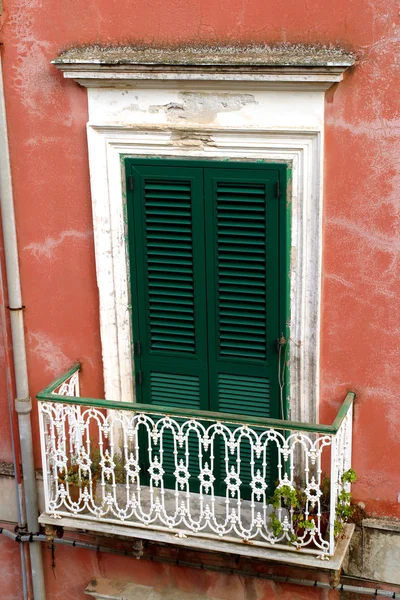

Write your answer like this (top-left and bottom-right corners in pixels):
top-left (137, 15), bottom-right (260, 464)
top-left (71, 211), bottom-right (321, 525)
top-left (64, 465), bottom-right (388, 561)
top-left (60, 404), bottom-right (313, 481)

top-left (60, 478), bottom-right (98, 506)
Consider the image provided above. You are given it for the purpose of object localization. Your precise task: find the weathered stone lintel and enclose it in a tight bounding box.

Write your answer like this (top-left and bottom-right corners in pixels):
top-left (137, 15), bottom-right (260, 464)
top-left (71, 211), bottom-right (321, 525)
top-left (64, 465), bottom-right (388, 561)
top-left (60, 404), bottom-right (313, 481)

top-left (54, 43), bottom-right (355, 67)
top-left (52, 44), bottom-right (354, 90)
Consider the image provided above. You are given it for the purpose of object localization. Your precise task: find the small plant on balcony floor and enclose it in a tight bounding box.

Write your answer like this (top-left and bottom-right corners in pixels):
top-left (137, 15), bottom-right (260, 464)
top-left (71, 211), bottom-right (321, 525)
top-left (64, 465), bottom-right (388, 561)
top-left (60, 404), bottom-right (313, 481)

top-left (269, 468), bottom-right (357, 545)
top-left (58, 447), bottom-right (129, 501)
top-left (58, 447), bottom-right (101, 501)
top-left (269, 485), bottom-right (315, 542)
top-left (334, 468), bottom-right (357, 537)
top-left (113, 451), bottom-right (128, 483)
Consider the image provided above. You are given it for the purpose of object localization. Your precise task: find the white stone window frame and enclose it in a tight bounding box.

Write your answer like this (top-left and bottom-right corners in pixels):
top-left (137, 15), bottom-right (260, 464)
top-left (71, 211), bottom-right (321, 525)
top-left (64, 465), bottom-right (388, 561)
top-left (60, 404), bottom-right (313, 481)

top-left (54, 50), bottom-right (352, 425)
top-left (87, 125), bottom-right (318, 424)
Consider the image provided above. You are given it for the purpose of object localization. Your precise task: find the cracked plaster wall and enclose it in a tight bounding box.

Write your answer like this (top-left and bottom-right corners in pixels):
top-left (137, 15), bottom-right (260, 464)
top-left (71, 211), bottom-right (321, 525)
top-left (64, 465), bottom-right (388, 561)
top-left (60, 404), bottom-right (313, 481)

top-left (0, 0), bottom-right (399, 597)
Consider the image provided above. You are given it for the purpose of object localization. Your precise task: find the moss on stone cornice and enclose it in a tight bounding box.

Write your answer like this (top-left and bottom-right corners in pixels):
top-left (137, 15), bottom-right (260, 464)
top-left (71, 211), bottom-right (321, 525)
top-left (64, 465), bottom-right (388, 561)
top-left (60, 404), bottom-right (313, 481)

top-left (53, 43), bottom-right (355, 68)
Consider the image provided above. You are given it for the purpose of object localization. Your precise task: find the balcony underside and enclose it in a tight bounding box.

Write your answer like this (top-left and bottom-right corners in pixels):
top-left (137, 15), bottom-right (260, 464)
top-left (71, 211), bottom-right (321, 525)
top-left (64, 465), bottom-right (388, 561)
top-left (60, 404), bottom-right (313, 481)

top-left (39, 511), bottom-right (353, 572)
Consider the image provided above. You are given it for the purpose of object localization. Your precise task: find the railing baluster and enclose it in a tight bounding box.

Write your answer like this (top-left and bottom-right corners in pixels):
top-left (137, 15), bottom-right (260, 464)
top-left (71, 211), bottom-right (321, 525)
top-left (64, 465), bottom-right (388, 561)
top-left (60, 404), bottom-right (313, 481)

top-left (329, 432), bottom-right (337, 555)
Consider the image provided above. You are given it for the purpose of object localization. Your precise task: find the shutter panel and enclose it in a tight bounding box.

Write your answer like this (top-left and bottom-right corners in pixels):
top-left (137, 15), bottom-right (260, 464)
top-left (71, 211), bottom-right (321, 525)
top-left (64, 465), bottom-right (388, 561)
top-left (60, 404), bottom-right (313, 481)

top-left (204, 168), bottom-right (280, 496)
top-left (128, 165), bottom-right (209, 487)
top-left (127, 161), bottom-right (283, 497)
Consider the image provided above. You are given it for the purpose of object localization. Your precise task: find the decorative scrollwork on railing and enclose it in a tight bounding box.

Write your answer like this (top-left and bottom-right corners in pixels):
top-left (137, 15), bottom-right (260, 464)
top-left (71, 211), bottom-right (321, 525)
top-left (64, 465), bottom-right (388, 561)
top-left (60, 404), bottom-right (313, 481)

top-left (38, 370), bottom-right (354, 558)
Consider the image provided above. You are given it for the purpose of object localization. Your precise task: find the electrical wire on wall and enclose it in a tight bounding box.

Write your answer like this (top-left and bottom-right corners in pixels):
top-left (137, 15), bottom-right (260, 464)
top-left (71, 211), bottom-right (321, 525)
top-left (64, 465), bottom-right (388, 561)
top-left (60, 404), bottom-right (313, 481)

top-left (277, 334), bottom-right (287, 419)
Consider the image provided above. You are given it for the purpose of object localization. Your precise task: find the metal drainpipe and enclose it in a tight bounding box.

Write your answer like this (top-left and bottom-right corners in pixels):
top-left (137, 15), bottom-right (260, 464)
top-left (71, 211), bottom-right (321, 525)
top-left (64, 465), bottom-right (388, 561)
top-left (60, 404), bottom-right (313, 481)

top-left (0, 258), bottom-right (29, 600)
top-left (0, 52), bottom-right (46, 599)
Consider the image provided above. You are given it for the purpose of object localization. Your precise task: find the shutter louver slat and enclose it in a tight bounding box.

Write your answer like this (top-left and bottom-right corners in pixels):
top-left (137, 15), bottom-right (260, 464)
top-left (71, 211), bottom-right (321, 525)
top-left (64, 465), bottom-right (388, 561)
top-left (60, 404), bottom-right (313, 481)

top-left (218, 374), bottom-right (270, 416)
top-left (150, 373), bottom-right (202, 483)
top-left (216, 182), bottom-right (267, 361)
top-left (150, 373), bottom-right (200, 406)
top-left (144, 179), bottom-right (196, 354)
top-left (219, 374), bottom-right (273, 494)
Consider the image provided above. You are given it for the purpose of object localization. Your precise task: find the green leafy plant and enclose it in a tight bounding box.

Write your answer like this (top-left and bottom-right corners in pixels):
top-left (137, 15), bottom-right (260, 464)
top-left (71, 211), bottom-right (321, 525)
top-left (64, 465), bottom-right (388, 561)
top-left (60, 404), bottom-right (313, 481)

top-left (271, 485), bottom-right (299, 510)
top-left (268, 468), bottom-right (357, 546)
top-left (270, 512), bottom-right (284, 536)
top-left (342, 468), bottom-right (357, 484)
top-left (58, 447), bottom-right (101, 489)
top-left (113, 451), bottom-right (127, 483)
top-left (58, 446), bottom-right (130, 493)
top-left (269, 484), bottom-right (315, 543)
top-left (334, 469), bottom-right (358, 536)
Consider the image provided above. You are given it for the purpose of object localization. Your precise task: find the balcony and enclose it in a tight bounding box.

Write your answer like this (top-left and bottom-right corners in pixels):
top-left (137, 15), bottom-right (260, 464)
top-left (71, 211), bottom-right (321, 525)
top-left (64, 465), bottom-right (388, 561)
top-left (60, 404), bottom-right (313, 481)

top-left (37, 363), bottom-right (355, 570)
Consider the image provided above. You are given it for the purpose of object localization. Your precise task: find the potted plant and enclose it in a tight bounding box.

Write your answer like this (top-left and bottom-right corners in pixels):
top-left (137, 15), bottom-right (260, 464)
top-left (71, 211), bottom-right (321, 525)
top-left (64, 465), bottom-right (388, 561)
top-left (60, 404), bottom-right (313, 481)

top-left (57, 446), bottom-right (130, 505)
top-left (268, 468), bottom-right (357, 546)
top-left (269, 484), bottom-right (316, 543)
top-left (58, 447), bottom-right (101, 504)
top-left (333, 468), bottom-right (357, 537)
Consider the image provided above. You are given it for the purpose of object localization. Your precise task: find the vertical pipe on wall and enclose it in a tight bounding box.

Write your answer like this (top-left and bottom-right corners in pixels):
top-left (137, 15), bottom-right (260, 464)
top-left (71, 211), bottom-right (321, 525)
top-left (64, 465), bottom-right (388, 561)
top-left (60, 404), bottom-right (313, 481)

top-left (0, 259), bottom-right (29, 599)
top-left (0, 52), bottom-right (46, 599)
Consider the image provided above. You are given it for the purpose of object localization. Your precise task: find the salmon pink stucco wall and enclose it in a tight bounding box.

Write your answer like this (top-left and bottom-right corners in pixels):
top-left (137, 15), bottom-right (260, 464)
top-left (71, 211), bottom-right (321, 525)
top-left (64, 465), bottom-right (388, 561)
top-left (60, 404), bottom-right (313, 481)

top-left (0, 1), bottom-right (399, 596)
top-left (42, 543), bottom-right (341, 600)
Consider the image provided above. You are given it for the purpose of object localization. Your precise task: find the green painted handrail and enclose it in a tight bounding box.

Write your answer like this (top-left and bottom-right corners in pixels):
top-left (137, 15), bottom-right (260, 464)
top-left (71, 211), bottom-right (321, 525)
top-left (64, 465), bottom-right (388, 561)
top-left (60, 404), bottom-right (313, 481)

top-left (36, 362), bottom-right (355, 435)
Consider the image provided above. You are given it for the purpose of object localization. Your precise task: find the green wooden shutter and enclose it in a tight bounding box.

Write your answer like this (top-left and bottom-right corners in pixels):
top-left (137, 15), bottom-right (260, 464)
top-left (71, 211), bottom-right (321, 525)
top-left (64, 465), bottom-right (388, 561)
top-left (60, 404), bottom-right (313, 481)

top-left (127, 165), bottom-right (209, 486)
top-left (126, 160), bottom-right (284, 496)
top-left (204, 168), bottom-right (280, 495)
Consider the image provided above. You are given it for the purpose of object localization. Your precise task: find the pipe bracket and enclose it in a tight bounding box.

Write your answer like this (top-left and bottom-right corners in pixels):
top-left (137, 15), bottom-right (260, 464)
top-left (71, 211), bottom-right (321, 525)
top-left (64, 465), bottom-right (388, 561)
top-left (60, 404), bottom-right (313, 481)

top-left (15, 396), bottom-right (32, 414)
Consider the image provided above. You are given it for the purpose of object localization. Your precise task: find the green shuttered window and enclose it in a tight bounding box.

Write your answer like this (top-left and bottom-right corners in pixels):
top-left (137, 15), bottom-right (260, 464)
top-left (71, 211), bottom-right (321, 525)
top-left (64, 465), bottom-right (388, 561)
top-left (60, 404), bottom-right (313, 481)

top-left (126, 159), bottom-right (287, 494)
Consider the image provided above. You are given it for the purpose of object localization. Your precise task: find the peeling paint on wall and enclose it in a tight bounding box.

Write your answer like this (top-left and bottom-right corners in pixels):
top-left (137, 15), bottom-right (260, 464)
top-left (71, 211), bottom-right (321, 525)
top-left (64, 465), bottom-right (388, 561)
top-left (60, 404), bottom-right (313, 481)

top-left (28, 332), bottom-right (71, 374)
top-left (149, 92), bottom-right (257, 124)
top-left (24, 229), bottom-right (93, 260)
top-left (6, 0), bottom-right (60, 117)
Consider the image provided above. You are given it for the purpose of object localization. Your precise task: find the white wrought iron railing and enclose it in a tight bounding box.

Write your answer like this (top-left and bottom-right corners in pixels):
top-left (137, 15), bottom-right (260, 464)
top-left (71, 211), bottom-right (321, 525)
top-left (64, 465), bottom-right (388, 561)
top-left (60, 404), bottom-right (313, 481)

top-left (37, 363), bottom-right (354, 559)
